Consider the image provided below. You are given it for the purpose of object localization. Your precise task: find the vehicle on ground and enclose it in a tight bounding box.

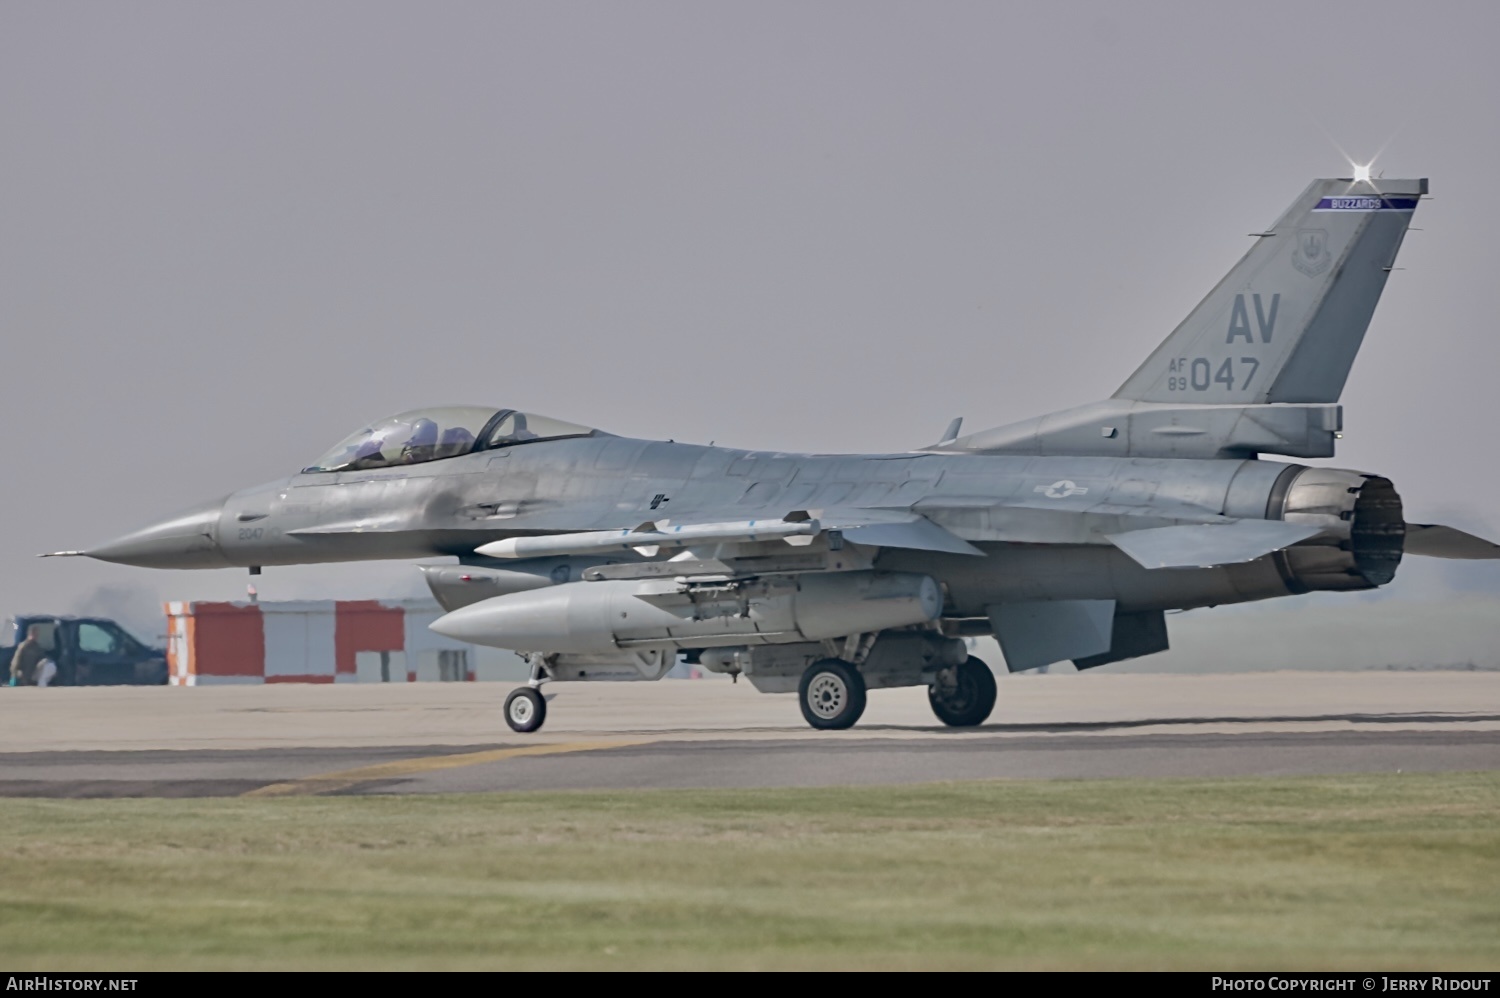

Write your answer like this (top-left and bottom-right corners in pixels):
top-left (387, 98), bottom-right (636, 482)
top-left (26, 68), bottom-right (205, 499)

top-left (2, 615), bottom-right (167, 686)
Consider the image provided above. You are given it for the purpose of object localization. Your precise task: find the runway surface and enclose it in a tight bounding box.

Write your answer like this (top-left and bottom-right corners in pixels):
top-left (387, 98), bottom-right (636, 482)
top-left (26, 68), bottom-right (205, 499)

top-left (1, 672), bottom-right (1497, 797)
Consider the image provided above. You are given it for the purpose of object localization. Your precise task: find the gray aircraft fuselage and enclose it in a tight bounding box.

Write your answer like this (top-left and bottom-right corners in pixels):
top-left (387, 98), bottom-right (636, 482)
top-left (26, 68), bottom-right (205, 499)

top-left (94, 433), bottom-right (1372, 618)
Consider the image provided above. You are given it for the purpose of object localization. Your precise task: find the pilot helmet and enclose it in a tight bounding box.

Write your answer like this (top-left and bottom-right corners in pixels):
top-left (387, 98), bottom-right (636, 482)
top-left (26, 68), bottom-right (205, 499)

top-left (405, 418), bottom-right (439, 447)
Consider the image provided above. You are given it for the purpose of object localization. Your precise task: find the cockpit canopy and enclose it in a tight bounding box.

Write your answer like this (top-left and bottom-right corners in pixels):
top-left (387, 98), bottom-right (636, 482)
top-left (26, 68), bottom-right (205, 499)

top-left (306, 406), bottom-right (599, 473)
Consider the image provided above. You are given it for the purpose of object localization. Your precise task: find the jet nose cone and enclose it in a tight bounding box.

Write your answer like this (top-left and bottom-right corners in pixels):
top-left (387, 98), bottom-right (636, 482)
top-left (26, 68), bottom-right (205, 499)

top-left (430, 602), bottom-right (492, 644)
top-left (87, 496), bottom-right (234, 569)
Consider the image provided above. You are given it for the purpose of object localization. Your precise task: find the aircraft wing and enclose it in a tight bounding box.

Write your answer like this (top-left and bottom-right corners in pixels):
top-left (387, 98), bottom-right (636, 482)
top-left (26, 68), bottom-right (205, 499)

top-left (1403, 523), bottom-right (1500, 559)
top-left (1105, 519), bottom-right (1324, 570)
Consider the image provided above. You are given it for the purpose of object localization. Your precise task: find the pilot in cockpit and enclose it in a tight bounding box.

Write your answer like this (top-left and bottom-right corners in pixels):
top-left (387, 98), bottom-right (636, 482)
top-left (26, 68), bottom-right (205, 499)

top-left (306, 406), bottom-right (592, 474)
top-left (400, 419), bottom-right (440, 464)
top-left (436, 426), bottom-right (476, 459)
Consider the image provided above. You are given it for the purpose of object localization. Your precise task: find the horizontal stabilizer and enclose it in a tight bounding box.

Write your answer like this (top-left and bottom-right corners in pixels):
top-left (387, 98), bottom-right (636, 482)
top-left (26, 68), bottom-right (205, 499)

top-left (1404, 524), bottom-right (1500, 560)
top-left (1106, 519), bottom-right (1322, 570)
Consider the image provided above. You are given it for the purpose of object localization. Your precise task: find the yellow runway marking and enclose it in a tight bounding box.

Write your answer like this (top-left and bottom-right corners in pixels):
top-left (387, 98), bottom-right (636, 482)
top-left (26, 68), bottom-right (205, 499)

top-left (242, 738), bottom-right (655, 797)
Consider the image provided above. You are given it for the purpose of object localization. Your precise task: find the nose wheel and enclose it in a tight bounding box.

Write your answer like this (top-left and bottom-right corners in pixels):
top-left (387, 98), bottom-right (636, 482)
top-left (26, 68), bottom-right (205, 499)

top-left (798, 659), bottom-right (867, 730)
top-left (504, 686), bottom-right (547, 733)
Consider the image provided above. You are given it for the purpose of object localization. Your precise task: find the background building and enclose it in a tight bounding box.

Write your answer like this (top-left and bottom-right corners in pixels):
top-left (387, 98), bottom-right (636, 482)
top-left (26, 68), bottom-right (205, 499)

top-left (163, 599), bottom-right (530, 686)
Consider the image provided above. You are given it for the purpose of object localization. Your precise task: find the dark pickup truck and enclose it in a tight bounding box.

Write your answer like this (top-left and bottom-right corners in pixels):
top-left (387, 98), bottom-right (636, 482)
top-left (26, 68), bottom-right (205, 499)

top-left (2, 615), bottom-right (167, 686)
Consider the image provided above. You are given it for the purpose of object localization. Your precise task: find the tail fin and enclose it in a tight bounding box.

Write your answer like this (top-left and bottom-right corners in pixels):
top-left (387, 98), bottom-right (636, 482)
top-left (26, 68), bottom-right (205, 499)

top-left (1113, 177), bottom-right (1426, 404)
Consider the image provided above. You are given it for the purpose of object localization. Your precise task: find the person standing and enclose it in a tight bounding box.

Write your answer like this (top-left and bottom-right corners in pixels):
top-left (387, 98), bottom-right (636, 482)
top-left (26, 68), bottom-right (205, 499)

top-left (9, 624), bottom-right (47, 686)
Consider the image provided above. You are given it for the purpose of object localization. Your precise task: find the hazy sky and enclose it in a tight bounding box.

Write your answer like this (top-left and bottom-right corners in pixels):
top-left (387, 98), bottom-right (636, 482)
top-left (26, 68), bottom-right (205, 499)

top-left (3, 1), bottom-right (1498, 642)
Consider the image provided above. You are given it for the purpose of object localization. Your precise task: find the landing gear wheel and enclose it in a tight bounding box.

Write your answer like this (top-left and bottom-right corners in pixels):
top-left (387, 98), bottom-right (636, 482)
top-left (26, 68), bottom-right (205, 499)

top-left (798, 659), bottom-right (867, 731)
top-left (504, 687), bottom-right (547, 733)
top-left (928, 656), bottom-right (997, 727)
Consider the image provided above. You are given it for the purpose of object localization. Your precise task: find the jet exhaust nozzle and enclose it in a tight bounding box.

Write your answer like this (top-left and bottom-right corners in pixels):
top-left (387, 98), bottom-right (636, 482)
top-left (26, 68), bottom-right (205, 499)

top-left (1274, 468), bottom-right (1404, 591)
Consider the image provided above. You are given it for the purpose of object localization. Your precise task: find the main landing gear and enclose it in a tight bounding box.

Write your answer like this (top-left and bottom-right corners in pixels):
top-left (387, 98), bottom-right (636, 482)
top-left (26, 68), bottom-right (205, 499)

top-left (798, 658), bottom-right (868, 730)
top-left (927, 656), bottom-right (997, 727)
top-left (796, 654), bottom-right (997, 731)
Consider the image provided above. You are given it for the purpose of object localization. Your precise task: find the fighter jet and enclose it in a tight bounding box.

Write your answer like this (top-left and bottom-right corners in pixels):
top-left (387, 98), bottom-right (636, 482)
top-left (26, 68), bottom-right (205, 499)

top-left (56, 175), bottom-right (1500, 732)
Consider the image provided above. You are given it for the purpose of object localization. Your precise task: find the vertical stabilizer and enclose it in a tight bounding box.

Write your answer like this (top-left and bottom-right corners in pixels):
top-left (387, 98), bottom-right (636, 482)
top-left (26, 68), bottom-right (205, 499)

top-left (1113, 178), bottom-right (1425, 404)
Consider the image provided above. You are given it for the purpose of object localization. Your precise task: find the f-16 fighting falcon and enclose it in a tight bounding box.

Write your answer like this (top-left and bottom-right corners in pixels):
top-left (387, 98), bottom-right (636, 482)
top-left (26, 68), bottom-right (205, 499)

top-left (52, 175), bottom-right (1500, 732)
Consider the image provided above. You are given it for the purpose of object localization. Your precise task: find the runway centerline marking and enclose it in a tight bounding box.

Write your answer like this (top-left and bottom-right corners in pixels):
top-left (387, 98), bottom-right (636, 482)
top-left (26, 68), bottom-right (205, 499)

top-left (242, 738), bottom-right (656, 797)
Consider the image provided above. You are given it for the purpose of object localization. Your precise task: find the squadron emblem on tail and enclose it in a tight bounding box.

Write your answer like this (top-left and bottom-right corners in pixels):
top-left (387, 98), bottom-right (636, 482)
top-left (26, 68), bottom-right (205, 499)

top-left (1293, 227), bottom-right (1331, 277)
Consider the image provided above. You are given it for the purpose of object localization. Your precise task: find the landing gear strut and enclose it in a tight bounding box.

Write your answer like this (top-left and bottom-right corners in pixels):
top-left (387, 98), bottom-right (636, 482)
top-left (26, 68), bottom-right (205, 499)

top-left (928, 656), bottom-right (997, 727)
top-left (798, 659), bottom-right (867, 730)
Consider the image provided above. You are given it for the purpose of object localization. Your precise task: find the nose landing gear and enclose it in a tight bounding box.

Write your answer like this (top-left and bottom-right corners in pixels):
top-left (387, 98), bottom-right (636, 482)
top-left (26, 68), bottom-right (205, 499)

top-left (504, 686), bottom-right (547, 732)
top-left (504, 654), bottom-right (551, 733)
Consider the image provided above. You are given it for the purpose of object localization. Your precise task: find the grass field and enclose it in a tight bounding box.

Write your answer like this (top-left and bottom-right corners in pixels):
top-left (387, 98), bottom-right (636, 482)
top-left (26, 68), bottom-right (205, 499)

top-left (1, 773), bottom-right (1497, 970)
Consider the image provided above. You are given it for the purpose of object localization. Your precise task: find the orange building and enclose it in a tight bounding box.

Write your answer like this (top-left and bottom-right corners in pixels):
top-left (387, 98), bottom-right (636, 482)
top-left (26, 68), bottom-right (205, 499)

top-left (163, 599), bottom-right (486, 685)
